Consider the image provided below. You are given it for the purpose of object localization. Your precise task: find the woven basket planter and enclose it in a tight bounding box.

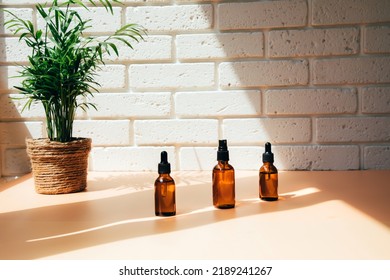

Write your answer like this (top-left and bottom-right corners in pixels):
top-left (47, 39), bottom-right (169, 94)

top-left (26, 138), bottom-right (92, 194)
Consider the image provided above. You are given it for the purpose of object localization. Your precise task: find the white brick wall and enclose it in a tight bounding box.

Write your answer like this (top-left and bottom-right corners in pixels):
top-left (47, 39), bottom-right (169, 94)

top-left (1, 0), bottom-right (390, 177)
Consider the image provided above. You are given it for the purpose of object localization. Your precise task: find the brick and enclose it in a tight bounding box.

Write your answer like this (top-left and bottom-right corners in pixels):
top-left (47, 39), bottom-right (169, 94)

top-left (0, 94), bottom-right (44, 119)
top-left (91, 146), bottom-right (176, 171)
top-left (124, 0), bottom-right (211, 2)
top-left (265, 88), bottom-right (357, 115)
top-left (219, 0), bottom-right (307, 30)
top-left (95, 65), bottom-right (126, 90)
top-left (125, 5), bottom-right (213, 32)
top-left (175, 90), bottom-right (261, 117)
top-left (134, 119), bottom-right (218, 145)
top-left (105, 36), bottom-right (172, 62)
top-left (0, 66), bottom-right (24, 92)
top-left (88, 92), bottom-right (171, 118)
top-left (0, 0), bottom-right (43, 3)
top-left (313, 57), bottom-right (390, 85)
top-left (179, 146), bottom-right (263, 171)
top-left (317, 117), bottom-right (390, 143)
top-left (179, 147), bottom-right (216, 170)
top-left (0, 94), bottom-right (85, 120)
top-left (229, 147), bottom-right (263, 170)
top-left (364, 146), bottom-right (390, 169)
top-left (0, 122), bottom-right (43, 145)
top-left (0, 38), bottom-right (31, 63)
top-left (274, 145), bottom-right (360, 170)
top-left (361, 87), bottom-right (390, 114)
top-left (3, 148), bottom-right (31, 176)
top-left (223, 118), bottom-right (311, 144)
top-left (37, 7), bottom-right (122, 33)
top-left (269, 28), bottom-right (359, 57)
top-left (312, 0), bottom-right (390, 25)
top-left (177, 33), bottom-right (264, 60)
top-left (73, 120), bottom-right (131, 146)
top-left (129, 63), bottom-right (215, 89)
top-left (220, 60), bottom-right (308, 88)
top-left (364, 26), bottom-right (390, 54)
top-left (1, 8), bottom-right (33, 35)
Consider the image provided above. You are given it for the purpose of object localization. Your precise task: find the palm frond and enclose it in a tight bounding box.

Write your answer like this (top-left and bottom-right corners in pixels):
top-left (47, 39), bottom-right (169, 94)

top-left (3, 0), bottom-right (145, 142)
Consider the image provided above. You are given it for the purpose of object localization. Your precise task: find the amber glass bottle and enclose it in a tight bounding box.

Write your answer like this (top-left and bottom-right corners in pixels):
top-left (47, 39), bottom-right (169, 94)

top-left (259, 142), bottom-right (278, 201)
top-left (155, 151), bottom-right (176, 216)
top-left (213, 140), bottom-right (235, 209)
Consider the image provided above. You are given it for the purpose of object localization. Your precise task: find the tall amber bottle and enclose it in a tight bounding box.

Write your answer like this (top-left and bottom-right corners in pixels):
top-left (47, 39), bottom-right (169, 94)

top-left (259, 142), bottom-right (278, 201)
top-left (213, 140), bottom-right (235, 209)
top-left (155, 151), bottom-right (176, 216)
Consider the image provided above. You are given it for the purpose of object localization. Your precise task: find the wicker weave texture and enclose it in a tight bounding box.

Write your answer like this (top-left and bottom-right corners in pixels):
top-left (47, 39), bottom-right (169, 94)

top-left (26, 138), bottom-right (91, 194)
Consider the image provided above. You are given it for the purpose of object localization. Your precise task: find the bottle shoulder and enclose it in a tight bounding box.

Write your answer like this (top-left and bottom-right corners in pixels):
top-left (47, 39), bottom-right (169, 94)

top-left (155, 173), bottom-right (175, 183)
top-left (260, 163), bottom-right (278, 173)
top-left (213, 161), bottom-right (234, 171)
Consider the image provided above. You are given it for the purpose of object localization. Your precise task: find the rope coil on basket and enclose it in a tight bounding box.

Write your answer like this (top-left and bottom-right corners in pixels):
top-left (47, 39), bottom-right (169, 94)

top-left (26, 138), bottom-right (91, 194)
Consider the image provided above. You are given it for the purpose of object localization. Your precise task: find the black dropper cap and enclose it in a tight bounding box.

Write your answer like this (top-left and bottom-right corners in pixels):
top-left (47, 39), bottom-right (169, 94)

top-left (158, 151), bottom-right (171, 174)
top-left (262, 142), bottom-right (274, 163)
top-left (217, 139), bottom-right (229, 161)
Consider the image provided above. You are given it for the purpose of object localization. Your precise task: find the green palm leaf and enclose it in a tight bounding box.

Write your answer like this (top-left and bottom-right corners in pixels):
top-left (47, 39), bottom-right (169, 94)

top-left (3, 0), bottom-right (146, 142)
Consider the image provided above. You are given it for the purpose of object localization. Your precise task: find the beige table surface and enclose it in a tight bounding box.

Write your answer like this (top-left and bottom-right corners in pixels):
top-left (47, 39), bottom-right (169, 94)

top-left (0, 170), bottom-right (389, 260)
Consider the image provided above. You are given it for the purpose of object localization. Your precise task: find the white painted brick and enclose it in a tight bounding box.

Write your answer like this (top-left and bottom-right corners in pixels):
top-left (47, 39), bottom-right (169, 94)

top-left (124, 0), bottom-right (211, 2)
top-left (220, 60), bottom-right (308, 88)
top-left (3, 148), bottom-right (31, 175)
top-left (0, 94), bottom-right (45, 119)
top-left (91, 146), bottom-right (176, 171)
top-left (129, 63), bottom-right (215, 90)
top-left (73, 120), bottom-right (131, 146)
top-left (0, 66), bottom-right (24, 92)
top-left (37, 7), bottom-right (122, 33)
top-left (0, 94), bottom-right (85, 120)
top-left (175, 90), bottom-right (261, 117)
top-left (219, 0), bottom-right (307, 30)
top-left (0, 122), bottom-right (43, 145)
top-left (0, 0), bottom-right (43, 3)
top-left (364, 26), bottom-right (390, 54)
top-left (88, 92), bottom-right (171, 118)
top-left (312, 0), bottom-right (390, 25)
top-left (1, 8), bottom-right (33, 35)
top-left (2, 0), bottom-right (390, 174)
top-left (364, 146), bottom-right (390, 169)
top-left (317, 117), bottom-right (390, 143)
top-left (229, 147), bottom-right (263, 171)
top-left (135, 119), bottom-right (218, 145)
top-left (105, 36), bottom-right (172, 62)
top-left (179, 147), bottom-right (216, 171)
top-left (269, 28), bottom-right (359, 57)
top-left (223, 118), bottom-right (311, 144)
top-left (265, 88), bottom-right (357, 115)
top-left (361, 87), bottom-right (390, 114)
top-left (96, 65), bottom-right (126, 90)
top-left (274, 145), bottom-right (360, 170)
top-left (179, 146), bottom-right (263, 171)
top-left (177, 33), bottom-right (264, 60)
top-left (126, 5), bottom-right (213, 32)
top-left (313, 57), bottom-right (390, 85)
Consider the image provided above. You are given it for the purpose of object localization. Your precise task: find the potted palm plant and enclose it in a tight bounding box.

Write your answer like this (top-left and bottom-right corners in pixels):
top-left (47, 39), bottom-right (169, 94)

top-left (4, 0), bottom-right (146, 194)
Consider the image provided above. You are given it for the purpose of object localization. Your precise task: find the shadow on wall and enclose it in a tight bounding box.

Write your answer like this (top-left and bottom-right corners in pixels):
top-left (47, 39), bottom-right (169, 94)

top-left (0, 1), bottom-right (273, 176)
top-left (2, 1), bottom-right (388, 175)
top-left (0, 6), bottom-right (38, 178)
top-left (0, 6), bottom-right (3, 179)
